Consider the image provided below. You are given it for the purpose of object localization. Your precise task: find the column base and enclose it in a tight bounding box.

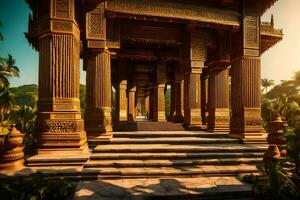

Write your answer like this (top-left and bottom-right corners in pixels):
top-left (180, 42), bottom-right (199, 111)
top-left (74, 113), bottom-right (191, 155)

top-left (36, 143), bottom-right (90, 155)
top-left (207, 109), bottom-right (230, 133)
top-left (185, 124), bottom-right (207, 131)
top-left (173, 114), bottom-right (184, 123)
top-left (153, 112), bottom-right (167, 122)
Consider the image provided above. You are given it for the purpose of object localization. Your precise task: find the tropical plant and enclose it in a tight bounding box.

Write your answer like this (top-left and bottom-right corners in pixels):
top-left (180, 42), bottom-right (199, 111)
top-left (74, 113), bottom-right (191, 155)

top-left (261, 78), bottom-right (275, 94)
top-left (0, 54), bottom-right (20, 95)
top-left (0, 172), bottom-right (75, 200)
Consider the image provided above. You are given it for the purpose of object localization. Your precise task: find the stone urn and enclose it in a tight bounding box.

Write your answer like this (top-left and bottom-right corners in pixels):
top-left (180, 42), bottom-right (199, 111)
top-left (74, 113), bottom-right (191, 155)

top-left (267, 115), bottom-right (288, 157)
top-left (0, 124), bottom-right (25, 171)
top-left (263, 144), bottom-right (281, 163)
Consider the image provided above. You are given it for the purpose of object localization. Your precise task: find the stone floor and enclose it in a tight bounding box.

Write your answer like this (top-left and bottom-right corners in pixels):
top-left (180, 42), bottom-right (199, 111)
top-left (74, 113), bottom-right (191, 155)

top-left (74, 176), bottom-right (253, 200)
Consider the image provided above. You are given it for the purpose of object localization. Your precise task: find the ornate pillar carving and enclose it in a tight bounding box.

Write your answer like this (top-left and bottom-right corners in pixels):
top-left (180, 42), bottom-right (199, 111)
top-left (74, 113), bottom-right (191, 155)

top-left (153, 60), bottom-right (167, 122)
top-left (115, 60), bottom-right (128, 122)
top-left (84, 2), bottom-right (113, 138)
top-left (230, 0), bottom-right (264, 139)
top-left (183, 30), bottom-right (209, 129)
top-left (207, 67), bottom-right (230, 132)
top-left (35, 0), bottom-right (87, 153)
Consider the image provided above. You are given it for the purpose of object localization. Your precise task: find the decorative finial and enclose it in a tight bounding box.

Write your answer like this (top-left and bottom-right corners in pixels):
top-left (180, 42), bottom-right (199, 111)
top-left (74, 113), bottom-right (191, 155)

top-left (271, 14), bottom-right (274, 27)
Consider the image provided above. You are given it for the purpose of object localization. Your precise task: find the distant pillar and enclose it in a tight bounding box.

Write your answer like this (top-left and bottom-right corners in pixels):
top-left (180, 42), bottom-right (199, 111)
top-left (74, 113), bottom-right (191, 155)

top-left (85, 49), bottom-right (112, 137)
top-left (201, 73), bottom-right (208, 126)
top-left (230, 0), bottom-right (263, 139)
top-left (116, 60), bottom-right (128, 122)
top-left (174, 70), bottom-right (185, 123)
top-left (144, 90), bottom-right (150, 119)
top-left (35, 0), bottom-right (87, 153)
top-left (128, 84), bottom-right (136, 122)
top-left (184, 30), bottom-right (208, 130)
top-left (153, 60), bottom-right (167, 122)
top-left (208, 67), bottom-right (230, 132)
top-left (169, 71), bottom-right (176, 121)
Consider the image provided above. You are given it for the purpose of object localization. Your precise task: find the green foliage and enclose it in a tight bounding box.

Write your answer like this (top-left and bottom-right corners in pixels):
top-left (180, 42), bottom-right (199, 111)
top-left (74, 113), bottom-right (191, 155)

top-left (0, 172), bottom-right (75, 200)
top-left (80, 84), bottom-right (86, 115)
top-left (285, 125), bottom-right (300, 170)
top-left (10, 84), bottom-right (38, 107)
top-left (243, 160), bottom-right (299, 200)
top-left (261, 78), bottom-right (275, 94)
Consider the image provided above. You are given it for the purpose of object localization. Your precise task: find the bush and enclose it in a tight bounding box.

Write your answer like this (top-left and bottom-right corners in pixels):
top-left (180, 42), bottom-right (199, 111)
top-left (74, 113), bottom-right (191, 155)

top-left (0, 172), bottom-right (76, 200)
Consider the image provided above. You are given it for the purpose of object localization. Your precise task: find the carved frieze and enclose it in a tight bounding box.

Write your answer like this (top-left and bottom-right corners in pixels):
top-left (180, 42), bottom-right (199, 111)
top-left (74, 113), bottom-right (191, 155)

top-left (86, 3), bottom-right (106, 42)
top-left (106, 0), bottom-right (240, 26)
top-left (37, 120), bottom-right (84, 134)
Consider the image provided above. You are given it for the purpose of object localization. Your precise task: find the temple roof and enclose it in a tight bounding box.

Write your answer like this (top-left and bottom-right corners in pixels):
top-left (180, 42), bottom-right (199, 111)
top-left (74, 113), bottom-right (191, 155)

top-left (262, 0), bottom-right (278, 14)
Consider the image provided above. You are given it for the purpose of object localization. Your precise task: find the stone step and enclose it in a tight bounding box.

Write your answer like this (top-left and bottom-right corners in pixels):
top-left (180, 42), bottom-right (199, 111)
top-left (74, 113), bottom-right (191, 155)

top-left (93, 144), bottom-right (268, 153)
top-left (90, 137), bottom-right (239, 145)
top-left (90, 152), bottom-right (264, 160)
top-left (26, 154), bottom-right (90, 167)
top-left (113, 131), bottom-right (229, 138)
top-left (84, 158), bottom-right (262, 168)
top-left (82, 164), bottom-right (258, 177)
top-left (74, 176), bottom-right (254, 200)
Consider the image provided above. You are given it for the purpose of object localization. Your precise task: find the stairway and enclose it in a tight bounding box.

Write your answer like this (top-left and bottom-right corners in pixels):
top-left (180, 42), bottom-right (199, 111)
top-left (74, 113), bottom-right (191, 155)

top-left (113, 121), bottom-right (186, 131)
top-left (83, 131), bottom-right (267, 178)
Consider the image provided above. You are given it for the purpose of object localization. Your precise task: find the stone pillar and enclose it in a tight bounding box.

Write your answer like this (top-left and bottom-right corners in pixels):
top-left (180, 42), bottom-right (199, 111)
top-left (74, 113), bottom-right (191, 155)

top-left (128, 84), bottom-right (136, 122)
top-left (153, 61), bottom-right (167, 122)
top-left (208, 67), bottom-right (230, 132)
top-left (84, 3), bottom-right (113, 138)
top-left (201, 73), bottom-right (208, 125)
top-left (115, 60), bottom-right (128, 122)
top-left (174, 71), bottom-right (185, 123)
top-left (144, 90), bottom-right (150, 119)
top-left (149, 87), bottom-right (154, 120)
top-left (183, 30), bottom-right (208, 129)
top-left (35, 0), bottom-right (87, 153)
top-left (85, 49), bottom-right (112, 137)
top-left (169, 81), bottom-right (176, 121)
top-left (230, 0), bottom-right (264, 139)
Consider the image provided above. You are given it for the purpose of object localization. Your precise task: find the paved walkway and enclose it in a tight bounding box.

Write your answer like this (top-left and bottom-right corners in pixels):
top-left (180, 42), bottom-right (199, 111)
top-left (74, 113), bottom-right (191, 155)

top-left (74, 176), bottom-right (253, 200)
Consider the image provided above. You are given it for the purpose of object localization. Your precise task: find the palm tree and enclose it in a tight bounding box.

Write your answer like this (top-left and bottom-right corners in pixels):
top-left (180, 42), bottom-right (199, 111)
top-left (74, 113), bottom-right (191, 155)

top-left (261, 78), bottom-right (275, 94)
top-left (0, 54), bottom-right (20, 94)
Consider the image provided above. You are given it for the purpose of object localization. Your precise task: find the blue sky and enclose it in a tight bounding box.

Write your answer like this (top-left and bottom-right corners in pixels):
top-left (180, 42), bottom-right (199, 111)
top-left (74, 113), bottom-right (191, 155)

top-left (0, 0), bottom-right (299, 86)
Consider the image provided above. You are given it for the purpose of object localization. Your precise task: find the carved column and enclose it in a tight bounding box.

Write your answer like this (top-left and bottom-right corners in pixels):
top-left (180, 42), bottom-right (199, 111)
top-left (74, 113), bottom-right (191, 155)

top-left (184, 30), bottom-right (208, 129)
top-left (85, 49), bottom-right (112, 136)
top-left (35, 0), bottom-right (87, 154)
top-left (230, 0), bottom-right (264, 139)
top-left (84, 3), bottom-right (113, 138)
top-left (115, 60), bottom-right (128, 122)
top-left (153, 61), bottom-right (167, 122)
top-left (149, 86), bottom-right (154, 120)
top-left (208, 67), bottom-right (230, 132)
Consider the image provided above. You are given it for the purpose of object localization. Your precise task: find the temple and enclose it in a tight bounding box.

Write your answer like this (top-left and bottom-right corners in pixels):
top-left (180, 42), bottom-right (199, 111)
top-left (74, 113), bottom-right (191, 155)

top-left (24, 0), bottom-right (282, 172)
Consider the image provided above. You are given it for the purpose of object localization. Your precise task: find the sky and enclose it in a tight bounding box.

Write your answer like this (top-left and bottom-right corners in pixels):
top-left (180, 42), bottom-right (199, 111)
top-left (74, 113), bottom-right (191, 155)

top-left (0, 0), bottom-right (299, 87)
